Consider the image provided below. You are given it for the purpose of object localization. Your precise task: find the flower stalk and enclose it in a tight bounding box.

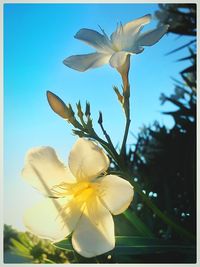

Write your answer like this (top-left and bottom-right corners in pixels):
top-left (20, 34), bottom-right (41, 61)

top-left (118, 55), bottom-right (131, 159)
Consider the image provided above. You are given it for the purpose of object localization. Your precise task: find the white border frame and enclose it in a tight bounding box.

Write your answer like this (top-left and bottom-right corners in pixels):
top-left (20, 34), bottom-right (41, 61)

top-left (0, 1), bottom-right (198, 266)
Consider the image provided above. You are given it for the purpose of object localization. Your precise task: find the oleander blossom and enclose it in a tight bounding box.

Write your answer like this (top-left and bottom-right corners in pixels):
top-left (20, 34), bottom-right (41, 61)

top-left (63, 14), bottom-right (169, 74)
top-left (22, 138), bottom-right (134, 258)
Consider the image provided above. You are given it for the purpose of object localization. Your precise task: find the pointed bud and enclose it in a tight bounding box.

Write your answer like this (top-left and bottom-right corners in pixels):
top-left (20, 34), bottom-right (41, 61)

top-left (46, 91), bottom-right (69, 119)
top-left (85, 102), bottom-right (91, 117)
top-left (98, 111), bottom-right (103, 124)
top-left (113, 86), bottom-right (124, 104)
top-left (76, 101), bottom-right (84, 119)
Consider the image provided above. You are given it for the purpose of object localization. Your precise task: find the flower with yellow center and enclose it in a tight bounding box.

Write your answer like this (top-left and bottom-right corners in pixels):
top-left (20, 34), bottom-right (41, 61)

top-left (22, 138), bottom-right (133, 258)
top-left (63, 14), bottom-right (169, 75)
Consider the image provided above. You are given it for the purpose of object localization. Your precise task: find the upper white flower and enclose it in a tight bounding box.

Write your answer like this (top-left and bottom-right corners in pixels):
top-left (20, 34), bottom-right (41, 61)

top-left (63, 14), bottom-right (169, 72)
top-left (22, 138), bottom-right (133, 258)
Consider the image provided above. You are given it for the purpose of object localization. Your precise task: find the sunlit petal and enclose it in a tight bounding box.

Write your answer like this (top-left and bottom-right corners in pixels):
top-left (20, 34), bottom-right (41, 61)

top-left (122, 14), bottom-right (151, 33)
top-left (68, 138), bottom-right (110, 181)
top-left (72, 197), bottom-right (115, 257)
top-left (75, 28), bottom-right (114, 53)
top-left (63, 53), bottom-right (111, 72)
top-left (137, 25), bottom-right (169, 46)
top-left (125, 46), bottom-right (144, 54)
top-left (109, 51), bottom-right (130, 69)
top-left (23, 197), bottom-right (82, 242)
top-left (111, 14), bottom-right (151, 50)
top-left (99, 175), bottom-right (134, 215)
top-left (22, 147), bottom-right (76, 195)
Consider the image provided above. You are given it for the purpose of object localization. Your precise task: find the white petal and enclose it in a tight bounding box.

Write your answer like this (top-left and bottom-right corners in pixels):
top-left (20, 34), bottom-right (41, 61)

top-left (111, 14), bottom-right (151, 50)
top-left (109, 51), bottom-right (130, 69)
top-left (23, 197), bottom-right (82, 242)
top-left (126, 46), bottom-right (144, 54)
top-left (68, 138), bottom-right (110, 181)
top-left (75, 28), bottom-right (114, 53)
top-left (99, 175), bottom-right (134, 215)
top-left (137, 25), bottom-right (169, 46)
top-left (122, 14), bottom-right (151, 33)
top-left (63, 53), bottom-right (111, 72)
top-left (22, 147), bottom-right (75, 195)
top-left (72, 197), bottom-right (115, 257)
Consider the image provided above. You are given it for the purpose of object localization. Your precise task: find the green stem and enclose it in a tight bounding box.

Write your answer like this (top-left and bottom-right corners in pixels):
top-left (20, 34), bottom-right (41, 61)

top-left (120, 117), bottom-right (131, 158)
top-left (120, 73), bottom-right (131, 158)
top-left (84, 129), bottom-right (120, 165)
top-left (98, 115), bottom-right (116, 153)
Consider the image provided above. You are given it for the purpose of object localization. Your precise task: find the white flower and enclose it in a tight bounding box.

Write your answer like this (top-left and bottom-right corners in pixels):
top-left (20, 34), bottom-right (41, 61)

top-left (22, 138), bottom-right (133, 258)
top-left (63, 14), bottom-right (169, 73)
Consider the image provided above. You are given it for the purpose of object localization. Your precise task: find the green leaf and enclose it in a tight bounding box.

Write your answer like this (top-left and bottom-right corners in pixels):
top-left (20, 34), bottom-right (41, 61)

top-left (54, 236), bottom-right (195, 257)
top-left (43, 258), bottom-right (56, 263)
top-left (114, 236), bottom-right (195, 255)
top-left (53, 238), bottom-right (73, 251)
top-left (123, 210), bottom-right (154, 237)
top-left (10, 238), bottom-right (33, 259)
top-left (10, 249), bottom-right (33, 259)
top-left (10, 238), bottom-right (31, 255)
top-left (17, 233), bottom-right (34, 249)
top-left (165, 39), bottom-right (196, 55)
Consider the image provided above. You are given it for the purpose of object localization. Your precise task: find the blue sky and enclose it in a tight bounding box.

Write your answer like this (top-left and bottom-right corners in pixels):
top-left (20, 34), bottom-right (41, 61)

top-left (4, 3), bottom-right (192, 230)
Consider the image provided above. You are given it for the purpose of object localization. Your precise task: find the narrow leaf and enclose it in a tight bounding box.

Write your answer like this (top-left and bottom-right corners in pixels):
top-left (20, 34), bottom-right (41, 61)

top-left (165, 39), bottom-right (196, 55)
top-left (124, 210), bottom-right (154, 237)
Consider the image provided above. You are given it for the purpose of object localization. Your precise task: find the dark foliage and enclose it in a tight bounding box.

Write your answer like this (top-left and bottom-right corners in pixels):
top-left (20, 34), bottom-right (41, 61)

top-left (117, 3), bottom-right (197, 262)
top-left (155, 4), bottom-right (196, 36)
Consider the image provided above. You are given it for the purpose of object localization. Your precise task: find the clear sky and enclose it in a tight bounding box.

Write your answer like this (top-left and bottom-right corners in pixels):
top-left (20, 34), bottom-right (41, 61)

top-left (4, 3), bottom-right (192, 230)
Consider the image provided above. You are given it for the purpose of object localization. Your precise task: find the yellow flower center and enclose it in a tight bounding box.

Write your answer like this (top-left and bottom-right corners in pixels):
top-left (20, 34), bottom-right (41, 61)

top-left (52, 181), bottom-right (102, 227)
top-left (71, 181), bottom-right (97, 203)
top-left (52, 181), bottom-right (99, 204)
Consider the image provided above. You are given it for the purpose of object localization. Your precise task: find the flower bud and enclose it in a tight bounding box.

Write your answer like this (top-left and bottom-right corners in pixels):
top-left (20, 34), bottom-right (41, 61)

top-left (98, 111), bottom-right (103, 124)
top-left (85, 102), bottom-right (91, 117)
top-left (76, 101), bottom-right (84, 119)
top-left (46, 91), bottom-right (70, 119)
top-left (113, 86), bottom-right (124, 104)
